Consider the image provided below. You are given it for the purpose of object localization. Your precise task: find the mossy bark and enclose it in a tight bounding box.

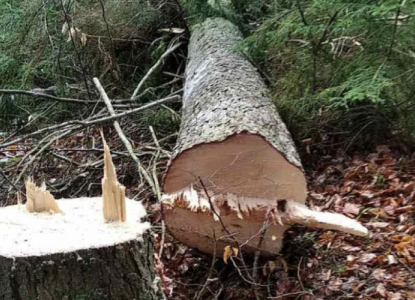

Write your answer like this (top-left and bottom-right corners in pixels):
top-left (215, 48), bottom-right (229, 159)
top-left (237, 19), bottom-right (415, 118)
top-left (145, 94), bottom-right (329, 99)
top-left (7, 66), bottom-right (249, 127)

top-left (0, 235), bottom-right (163, 300)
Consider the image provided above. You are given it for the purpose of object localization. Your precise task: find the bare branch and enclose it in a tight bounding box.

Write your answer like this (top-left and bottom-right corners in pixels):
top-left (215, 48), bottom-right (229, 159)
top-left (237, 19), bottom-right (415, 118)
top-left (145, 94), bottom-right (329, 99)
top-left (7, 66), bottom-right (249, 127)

top-left (0, 89), bottom-right (100, 104)
top-left (93, 77), bottom-right (158, 196)
top-left (0, 168), bottom-right (26, 196)
top-left (13, 129), bottom-right (73, 187)
top-left (388, 0), bottom-right (407, 57)
top-left (0, 95), bottom-right (180, 148)
top-left (295, 0), bottom-right (308, 26)
top-left (131, 42), bottom-right (183, 99)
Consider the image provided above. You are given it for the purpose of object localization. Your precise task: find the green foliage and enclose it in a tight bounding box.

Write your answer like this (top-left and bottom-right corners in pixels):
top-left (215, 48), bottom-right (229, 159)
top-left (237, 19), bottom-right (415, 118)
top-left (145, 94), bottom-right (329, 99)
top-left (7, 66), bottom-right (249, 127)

top-left (3, 0), bottom-right (415, 153)
top-left (319, 66), bottom-right (394, 109)
top-left (180, 0), bottom-right (273, 32)
top-left (0, 0), bottom-right (67, 129)
top-left (180, 0), bottom-right (228, 25)
top-left (331, 264), bottom-right (347, 273)
top-left (240, 0), bottom-right (415, 150)
top-left (141, 106), bottom-right (181, 135)
top-left (0, 0), bottom-right (182, 130)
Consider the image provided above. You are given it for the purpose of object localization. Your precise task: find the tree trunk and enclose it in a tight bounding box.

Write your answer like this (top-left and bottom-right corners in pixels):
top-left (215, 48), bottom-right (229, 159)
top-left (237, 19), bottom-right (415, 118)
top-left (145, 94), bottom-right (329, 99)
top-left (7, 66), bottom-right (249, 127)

top-left (0, 238), bottom-right (162, 300)
top-left (0, 198), bottom-right (163, 300)
top-left (163, 18), bottom-right (306, 201)
top-left (162, 18), bottom-right (367, 257)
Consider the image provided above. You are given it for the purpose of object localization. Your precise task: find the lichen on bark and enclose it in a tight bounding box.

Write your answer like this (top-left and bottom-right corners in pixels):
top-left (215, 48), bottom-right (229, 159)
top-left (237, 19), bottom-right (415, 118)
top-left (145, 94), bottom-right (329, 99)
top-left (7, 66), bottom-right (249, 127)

top-left (170, 18), bottom-right (302, 169)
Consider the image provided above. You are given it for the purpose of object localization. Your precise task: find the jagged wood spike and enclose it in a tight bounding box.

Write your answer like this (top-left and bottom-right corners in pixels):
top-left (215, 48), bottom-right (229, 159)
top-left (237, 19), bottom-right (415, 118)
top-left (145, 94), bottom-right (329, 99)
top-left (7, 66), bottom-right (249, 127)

top-left (25, 177), bottom-right (61, 214)
top-left (101, 132), bottom-right (126, 222)
top-left (282, 201), bottom-right (368, 237)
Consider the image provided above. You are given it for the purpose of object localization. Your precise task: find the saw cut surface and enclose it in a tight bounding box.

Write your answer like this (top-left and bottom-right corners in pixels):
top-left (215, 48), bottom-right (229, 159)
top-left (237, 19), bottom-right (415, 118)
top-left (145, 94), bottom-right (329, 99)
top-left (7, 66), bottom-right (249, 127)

top-left (0, 197), bottom-right (149, 258)
top-left (164, 134), bottom-right (307, 202)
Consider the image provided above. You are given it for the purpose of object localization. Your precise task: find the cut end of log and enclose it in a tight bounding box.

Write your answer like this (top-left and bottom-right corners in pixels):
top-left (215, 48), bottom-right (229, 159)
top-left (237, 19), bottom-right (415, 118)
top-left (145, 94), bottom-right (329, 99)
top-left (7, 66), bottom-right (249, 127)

top-left (162, 185), bottom-right (368, 256)
top-left (25, 177), bottom-right (62, 214)
top-left (0, 197), bottom-right (149, 258)
top-left (164, 133), bottom-right (308, 203)
top-left (101, 134), bottom-right (126, 222)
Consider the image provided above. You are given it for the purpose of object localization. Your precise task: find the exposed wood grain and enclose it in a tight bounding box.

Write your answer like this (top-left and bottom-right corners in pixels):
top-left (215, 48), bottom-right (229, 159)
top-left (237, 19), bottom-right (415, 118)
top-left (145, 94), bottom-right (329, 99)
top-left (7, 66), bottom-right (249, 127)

top-left (101, 134), bottom-right (126, 222)
top-left (25, 178), bottom-right (61, 214)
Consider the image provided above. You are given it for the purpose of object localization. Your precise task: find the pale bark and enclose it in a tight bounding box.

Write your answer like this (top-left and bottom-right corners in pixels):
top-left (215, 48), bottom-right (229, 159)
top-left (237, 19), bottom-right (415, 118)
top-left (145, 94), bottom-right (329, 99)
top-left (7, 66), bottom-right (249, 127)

top-left (163, 18), bottom-right (307, 201)
top-left (169, 18), bottom-right (302, 169)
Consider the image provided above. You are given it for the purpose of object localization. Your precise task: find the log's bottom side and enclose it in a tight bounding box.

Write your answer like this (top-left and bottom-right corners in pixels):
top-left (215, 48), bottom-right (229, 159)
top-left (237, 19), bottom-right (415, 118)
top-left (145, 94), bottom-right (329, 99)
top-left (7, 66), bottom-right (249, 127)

top-left (164, 204), bottom-right (288, 257)
top-left (0, 237), bottom-right (163, 300)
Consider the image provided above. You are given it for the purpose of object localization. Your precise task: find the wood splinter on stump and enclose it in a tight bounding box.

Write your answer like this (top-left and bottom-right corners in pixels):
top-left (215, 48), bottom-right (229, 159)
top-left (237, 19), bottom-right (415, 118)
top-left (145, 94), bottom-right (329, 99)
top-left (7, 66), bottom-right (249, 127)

top-left (25, 177), bottom-right (61, 214)
top-left (0, 145), bottom-right (162, 299)
top-left (162, 18), bottom-right (368, 257)
top-left (101, 133), bottom-right (126, 222)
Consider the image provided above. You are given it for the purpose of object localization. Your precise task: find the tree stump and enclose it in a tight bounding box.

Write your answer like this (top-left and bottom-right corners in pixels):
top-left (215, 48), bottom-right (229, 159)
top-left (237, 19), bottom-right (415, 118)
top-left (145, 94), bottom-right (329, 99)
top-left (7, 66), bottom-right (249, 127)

top-left (0, 198), bottom-right (163, 300)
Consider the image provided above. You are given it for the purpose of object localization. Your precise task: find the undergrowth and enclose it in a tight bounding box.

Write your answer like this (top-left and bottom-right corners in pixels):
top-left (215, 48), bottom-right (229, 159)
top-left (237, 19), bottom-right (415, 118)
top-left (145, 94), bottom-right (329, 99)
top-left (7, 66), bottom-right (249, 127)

top-left (238, 0), bottom-right (415, 155)
top-left (0, 0), bottom-right (184, 131)
top-left (2, 0), bottom-right (415, 156)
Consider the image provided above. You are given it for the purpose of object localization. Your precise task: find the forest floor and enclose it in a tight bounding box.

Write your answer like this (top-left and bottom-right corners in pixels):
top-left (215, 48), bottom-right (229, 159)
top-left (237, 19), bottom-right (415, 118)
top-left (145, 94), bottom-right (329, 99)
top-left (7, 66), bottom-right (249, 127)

top-left (1, 133), bottom-right (414, 300)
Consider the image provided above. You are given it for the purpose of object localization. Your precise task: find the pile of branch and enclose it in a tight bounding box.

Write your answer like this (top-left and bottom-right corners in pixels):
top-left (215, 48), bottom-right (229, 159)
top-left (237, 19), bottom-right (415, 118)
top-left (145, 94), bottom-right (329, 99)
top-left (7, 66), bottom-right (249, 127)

top-left (0, 41), bottom-right (184, 204)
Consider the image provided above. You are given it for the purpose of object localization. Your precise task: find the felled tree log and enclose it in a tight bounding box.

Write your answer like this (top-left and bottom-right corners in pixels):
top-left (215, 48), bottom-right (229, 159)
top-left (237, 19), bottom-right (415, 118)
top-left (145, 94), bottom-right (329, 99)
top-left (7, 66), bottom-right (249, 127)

top-left (162, 18), bottom-right (367, 257)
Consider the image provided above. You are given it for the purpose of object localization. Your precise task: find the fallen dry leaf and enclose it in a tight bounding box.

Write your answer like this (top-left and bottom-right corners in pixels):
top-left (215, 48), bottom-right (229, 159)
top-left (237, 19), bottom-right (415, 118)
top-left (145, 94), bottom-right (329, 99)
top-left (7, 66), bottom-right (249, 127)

top-left (223, 245), bottom-right (238, 264)
top-left (387, 292), bottom-right (402, 300)
top-left (371, 268), bottom-right (391, 281)
top-left (367, 222), bottom-right (389, 228)
top-left (223, 245), bottom-right (232, 264)
top-left (343, 203), bottom-right (361, 216)
top-left (387, 254), bottom-right (398, 265)
top-left (376, 283), bottom-right (386, 297)
top-left (358, 253), bottom-right (377, 264)
top-left (342, 245), bottom-right (362, 252)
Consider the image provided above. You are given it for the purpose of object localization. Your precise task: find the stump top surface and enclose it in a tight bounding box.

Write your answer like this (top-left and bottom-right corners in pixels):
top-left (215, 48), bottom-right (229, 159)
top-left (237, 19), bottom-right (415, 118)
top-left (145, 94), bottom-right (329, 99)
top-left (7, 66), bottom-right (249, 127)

top-left (0, 197), bottom-right (149, 258)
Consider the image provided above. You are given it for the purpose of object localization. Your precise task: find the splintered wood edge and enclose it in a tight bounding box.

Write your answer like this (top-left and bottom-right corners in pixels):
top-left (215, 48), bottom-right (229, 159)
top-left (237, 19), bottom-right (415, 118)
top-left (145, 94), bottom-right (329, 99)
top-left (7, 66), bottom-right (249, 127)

top-left (25, 177), bottom-right (62, 214)
top-left (101, 133), bottom-right (127, 222)
top-left (162, 185), bottom-right (369, 237)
